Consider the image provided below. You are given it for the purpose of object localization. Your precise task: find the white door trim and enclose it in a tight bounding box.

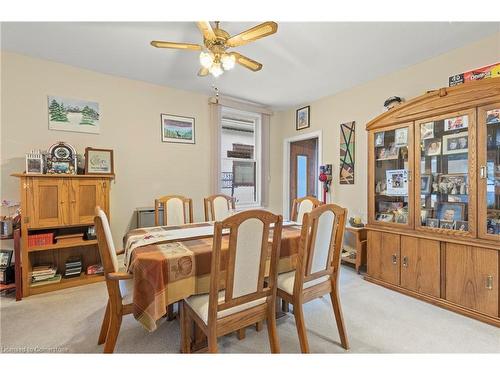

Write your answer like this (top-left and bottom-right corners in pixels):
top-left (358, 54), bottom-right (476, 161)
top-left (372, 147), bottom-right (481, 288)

top-left (282, 130), bottom-right (323, 220)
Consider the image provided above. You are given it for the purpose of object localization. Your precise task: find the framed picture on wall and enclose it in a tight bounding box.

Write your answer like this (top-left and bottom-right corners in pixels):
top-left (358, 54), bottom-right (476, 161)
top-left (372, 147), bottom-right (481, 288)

top-left (161, 114), bottom-right (195, 144)
top-left (296, 106), bottom-right (310, 130)
top-left (85, 147), bottom-right (114, 175)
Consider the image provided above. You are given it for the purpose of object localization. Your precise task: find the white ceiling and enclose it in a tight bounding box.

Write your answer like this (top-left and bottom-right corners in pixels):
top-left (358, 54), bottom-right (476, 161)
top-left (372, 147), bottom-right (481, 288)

top-left (1, 22), bottom-right (499, 109)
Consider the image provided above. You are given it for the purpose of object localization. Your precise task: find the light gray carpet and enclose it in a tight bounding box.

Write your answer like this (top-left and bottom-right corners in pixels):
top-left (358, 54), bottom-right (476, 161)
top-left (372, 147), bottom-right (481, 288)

top-left (1, 266), bottom-right (499, 353)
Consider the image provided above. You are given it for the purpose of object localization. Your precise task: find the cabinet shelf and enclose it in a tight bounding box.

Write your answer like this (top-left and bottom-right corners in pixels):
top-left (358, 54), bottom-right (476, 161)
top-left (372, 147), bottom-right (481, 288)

top-left (29, 273), bottom-right (104, 295)
top-left (28, 239), bottom-right (98, 252)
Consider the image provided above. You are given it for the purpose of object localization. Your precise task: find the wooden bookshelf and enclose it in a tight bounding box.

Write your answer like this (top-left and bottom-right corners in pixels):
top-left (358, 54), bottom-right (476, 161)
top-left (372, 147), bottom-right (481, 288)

top-left (13, 173), bottom-right (113, 297)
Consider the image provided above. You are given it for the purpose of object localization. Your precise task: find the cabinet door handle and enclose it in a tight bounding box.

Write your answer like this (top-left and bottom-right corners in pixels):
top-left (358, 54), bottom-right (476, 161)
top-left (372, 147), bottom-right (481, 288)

top-left (402, 256), bottom-right (408, 268)
top-left (486, 275), bottom-right (493, 290)
top-left (480, 166), bottom-right (487, 179)
top-left (391, 254), bottom-right (397, 265)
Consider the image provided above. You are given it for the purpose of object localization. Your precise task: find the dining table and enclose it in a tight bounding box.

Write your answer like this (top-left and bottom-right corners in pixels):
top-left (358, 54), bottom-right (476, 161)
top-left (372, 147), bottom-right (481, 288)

top-left (123, 221), bottom-right (303, 332)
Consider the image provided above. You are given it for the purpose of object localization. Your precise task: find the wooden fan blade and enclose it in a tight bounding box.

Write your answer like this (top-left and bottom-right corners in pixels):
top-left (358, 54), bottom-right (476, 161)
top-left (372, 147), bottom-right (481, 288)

top-left (226, 21), bottom-right (278, 47)
top-left (230, 52), bottom-right (262, 72)
top-left (196, 21), bottom-right (216, 41)
top-left (198, 67), bottom-right (209, 77)
top-left (150, 40), bottom-right (202, 51)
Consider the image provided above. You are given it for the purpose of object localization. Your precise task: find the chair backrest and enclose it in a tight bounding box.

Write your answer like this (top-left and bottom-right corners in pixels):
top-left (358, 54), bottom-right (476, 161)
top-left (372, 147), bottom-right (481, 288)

top-left (208, 209), bottom-right (283, 324)
top-left (154, 195), bottom-right (193, 226)
top-left (293, 204), bottom-right (347, 294)
top-left (291, 196), bottom-right (322, 224)
top-left (204, 194), bottom-right (236, 221)
top-left (94, 206), bottom-right (118, 273)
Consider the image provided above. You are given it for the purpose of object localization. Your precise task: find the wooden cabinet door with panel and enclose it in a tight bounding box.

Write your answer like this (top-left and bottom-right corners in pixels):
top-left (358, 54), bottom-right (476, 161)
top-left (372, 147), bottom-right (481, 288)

top-left (445, 244), bottom-right (498, 317)
top-left (69, 179), bottom-right (108, 225)
top-left (28, 178), bottom-right (69, 228)
top-left (400, 236), bottom-right (440, 297)
top-left (367, 231), bottom-right (400, 285)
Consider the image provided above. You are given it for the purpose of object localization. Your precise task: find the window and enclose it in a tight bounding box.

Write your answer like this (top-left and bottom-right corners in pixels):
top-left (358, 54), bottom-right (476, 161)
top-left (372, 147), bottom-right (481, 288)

top-left (220, 107), bottom-right (261, 207)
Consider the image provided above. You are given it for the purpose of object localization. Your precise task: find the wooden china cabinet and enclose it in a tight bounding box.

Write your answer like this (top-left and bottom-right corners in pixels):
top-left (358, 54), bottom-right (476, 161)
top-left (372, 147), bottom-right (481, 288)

top-left (365, 79), bottom-right (500, 327)
top-left (13, 173), bottom-right (113, 297)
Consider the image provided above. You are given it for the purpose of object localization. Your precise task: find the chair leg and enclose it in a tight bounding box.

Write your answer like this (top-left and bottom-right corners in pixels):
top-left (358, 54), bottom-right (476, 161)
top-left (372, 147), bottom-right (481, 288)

top-left (98, 301), bottom-right (110, 345)
top-left (207, 332), bottom-right (218, 353)
top-left (180, 301), bottom-right (192, 353)
top-left (237, 328), bottom-right (246, 340)
top-left (255, 321), bottom-right (263, 331)
top-left (293, 303), bottom-right (309, 353)
top-left (266, 302), bottom-right (280, 353)
top-left (103, 314), bottom-right (122, 353)
top-left (330, 289), bottom-right (349, 350)
top-left (281, 299), bottom-right (289, 313)
top-left (166, 303), bottom-right (176, 321)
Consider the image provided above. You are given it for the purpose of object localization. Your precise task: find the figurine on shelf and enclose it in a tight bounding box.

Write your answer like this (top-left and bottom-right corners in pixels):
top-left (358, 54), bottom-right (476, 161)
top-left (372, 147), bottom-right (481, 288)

top-left (375, 181), bottom-right (381, 194)
top-left (432, 180), bottom-right (439, 193)
top-left (451, 183), bottom-right (458, 195)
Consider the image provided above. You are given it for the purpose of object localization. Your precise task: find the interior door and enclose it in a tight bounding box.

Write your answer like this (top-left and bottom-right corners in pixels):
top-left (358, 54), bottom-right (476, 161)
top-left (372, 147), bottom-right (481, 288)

top-left (290, 138), bottom-right (318, 215)
top-left (30, 178), bottom-right (68, 228)
top-left (445, 243), bottom-right (498, 317)
top-left (400, 236), bottom-right (440, 297)
top-left (367, 231), bottom-right (400, 285)
top-left (69, 179), bottom-right (106, 225)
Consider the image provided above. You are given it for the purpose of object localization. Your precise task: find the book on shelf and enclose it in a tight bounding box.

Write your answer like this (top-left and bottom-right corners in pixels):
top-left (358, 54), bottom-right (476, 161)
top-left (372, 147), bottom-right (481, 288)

top-left (31, 274), bottom-right (62, 287)
top-left (86, 264), bottom-right (104, 275)
top-left (31, 265), bottom-right (57, 282)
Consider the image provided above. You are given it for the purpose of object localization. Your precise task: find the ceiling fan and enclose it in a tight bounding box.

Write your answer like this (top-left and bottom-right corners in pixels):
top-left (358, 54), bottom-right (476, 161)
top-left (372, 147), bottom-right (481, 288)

top-left (150, 21), bottom-right (278, 78)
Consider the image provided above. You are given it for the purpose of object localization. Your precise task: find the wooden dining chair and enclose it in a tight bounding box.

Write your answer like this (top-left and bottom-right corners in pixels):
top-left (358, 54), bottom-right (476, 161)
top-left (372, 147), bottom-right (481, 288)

top-left (180, 209), bottom-right (283, 353)
top-left (94, 206), bottom-right (134, 354)
top-left (290, 196), bottom-right (322, 224)
top-left (277, 204), bottom-right (349, 353)
top-left (154, 195), bottom-right (193, 226)
top-left (203, 194), bottom-right (236, 222)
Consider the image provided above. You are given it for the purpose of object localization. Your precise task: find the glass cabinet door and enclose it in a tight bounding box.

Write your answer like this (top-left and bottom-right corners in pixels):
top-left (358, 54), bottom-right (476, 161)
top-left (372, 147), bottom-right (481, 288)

top-left (370, 124), bottom-right (413, 227)
top-left (478, 104), bottom-right (500, 241)
top-left (415, 110), bottom-right (476, 236)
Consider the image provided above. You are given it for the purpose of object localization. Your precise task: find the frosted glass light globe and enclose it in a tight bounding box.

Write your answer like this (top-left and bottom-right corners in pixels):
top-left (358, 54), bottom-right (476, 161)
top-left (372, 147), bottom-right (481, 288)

top-left (209, 63), bottom-right (224, 77)
top-left (199, 52), bottom-right (214, 69)
top-left (221, 54), bottom-right (236, 70)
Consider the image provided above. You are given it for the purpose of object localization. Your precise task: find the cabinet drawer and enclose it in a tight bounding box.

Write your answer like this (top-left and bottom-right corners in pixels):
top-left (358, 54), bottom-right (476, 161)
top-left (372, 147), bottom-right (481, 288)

top-left (445, 243), bottom-right (498, 317)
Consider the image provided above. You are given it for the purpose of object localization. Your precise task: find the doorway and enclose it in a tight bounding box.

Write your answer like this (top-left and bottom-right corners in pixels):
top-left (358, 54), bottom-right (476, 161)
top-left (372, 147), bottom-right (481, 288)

top-left (283, 131), bottom-right (322, 219)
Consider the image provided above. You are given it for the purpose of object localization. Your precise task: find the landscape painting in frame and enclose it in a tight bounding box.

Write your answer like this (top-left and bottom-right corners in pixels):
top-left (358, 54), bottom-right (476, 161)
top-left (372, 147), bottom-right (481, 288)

top-left (340, 121), bottom-right (355, 184)
top-left (48, 96), bottom-right (100, 134)
top-left (161, 114), bottom-right (195, 144)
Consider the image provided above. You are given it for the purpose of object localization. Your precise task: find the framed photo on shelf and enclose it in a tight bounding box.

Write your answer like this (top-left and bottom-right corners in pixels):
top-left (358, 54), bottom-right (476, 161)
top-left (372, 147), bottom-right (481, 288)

top-left (426, 218), bottom-right (440, 228)
top-left (161, 113), bottom-right (195, 144)
top-left (394, 208), bottom-right (408, 224)
top-left (394, 128), bottom-right (408, 146)
top-left (455, 220), bottom-right (469, 232)
top-left (25, 151), bottom-right (44, 174)
top-left (444, 115), bottom-right (468, 131)
top-left (0, 249), bottom-right (13, 268)
top-left (486, 108), bottom-right (500, 125)
top-left (420, 174), bottom-right (432, 194)
top-left (375, 213), bottom-right (394, 222)
top-left (376, 143), bottom-right (399, 160)
top-left (84, 147), bottom-right (114, 175)
top-left (425, 139), bottom-right (441, 156)
top-left (420, 208), bottom-right (433, 225)
top-left (385, 169), bottom-right (408, 196)
top-left (378, 201), bottom-right (403, 212)
top-left (420, 122), bottom-right (434, 140)
top-left (437, 174), bottom-right (467, 195)
top-left (442, 132), bottom-right (468, 155)
top-left (374, 131), bottom-right (385, 147)
top-left (435, 202), bottom-right (466, 221)
top-left (439, 220), bottom-right (455, 230)
top-left (296, 106), bottom-right (310, 130)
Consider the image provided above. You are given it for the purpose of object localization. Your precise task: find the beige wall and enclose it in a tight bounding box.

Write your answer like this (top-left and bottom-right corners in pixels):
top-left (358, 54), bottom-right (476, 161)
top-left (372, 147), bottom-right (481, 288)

top-left (1, 51), bottom-right (214, 245)
top-left (268, 32), bottom-right (500, 221)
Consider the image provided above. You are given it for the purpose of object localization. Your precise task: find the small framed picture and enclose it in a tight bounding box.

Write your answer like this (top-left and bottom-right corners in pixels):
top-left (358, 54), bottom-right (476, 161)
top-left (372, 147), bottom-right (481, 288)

top-left (0, 249), bottom-right (13, 268)
top-left (374, 131), bottom-right (385, 147)
top-left (376, 143), bottom-right (399, 160)
top-left (435, 202), bottom-right (466, 221)
top-left (455, 220), bottom-right (469, 232)
top-left (439, 220), bottom-right (455, 230)
top-left (84, 148), bottom-right (114, 175)
top-left (296, 106), bottom-right (310, 130)
top-left (161, 114), bottom-right (195, 144)
top-left (386, 169), bottom-right (408, 196)
top-left (486, 108), bottom-right (500, 125)
top-left (420, 174), bottom-right (432, 194)
top-left (25, 152), bottom-right (44, 174)
top-left (420, 122), bottom-right (434, 140)
top-left (426, 218), bottom-right (440, 228)
top-left (444, 115), bottom-right (468, 131)
top-left (420, 209), bottom-right (433, 225)
top-left (394, 128), bottom-right (408, 146)
top-left (442, 132), bottom-right (468, 155)
top-left (425, 139), bottom-right (442, 156)
top-left (375, 213), bottom-right (394, 222)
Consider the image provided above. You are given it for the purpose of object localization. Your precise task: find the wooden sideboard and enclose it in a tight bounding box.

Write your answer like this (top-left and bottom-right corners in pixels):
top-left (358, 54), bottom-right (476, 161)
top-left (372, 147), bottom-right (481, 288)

top-left (365, 79), bottom-right (500, 327)
top-left (12, 173), bottom-right (114, 297)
